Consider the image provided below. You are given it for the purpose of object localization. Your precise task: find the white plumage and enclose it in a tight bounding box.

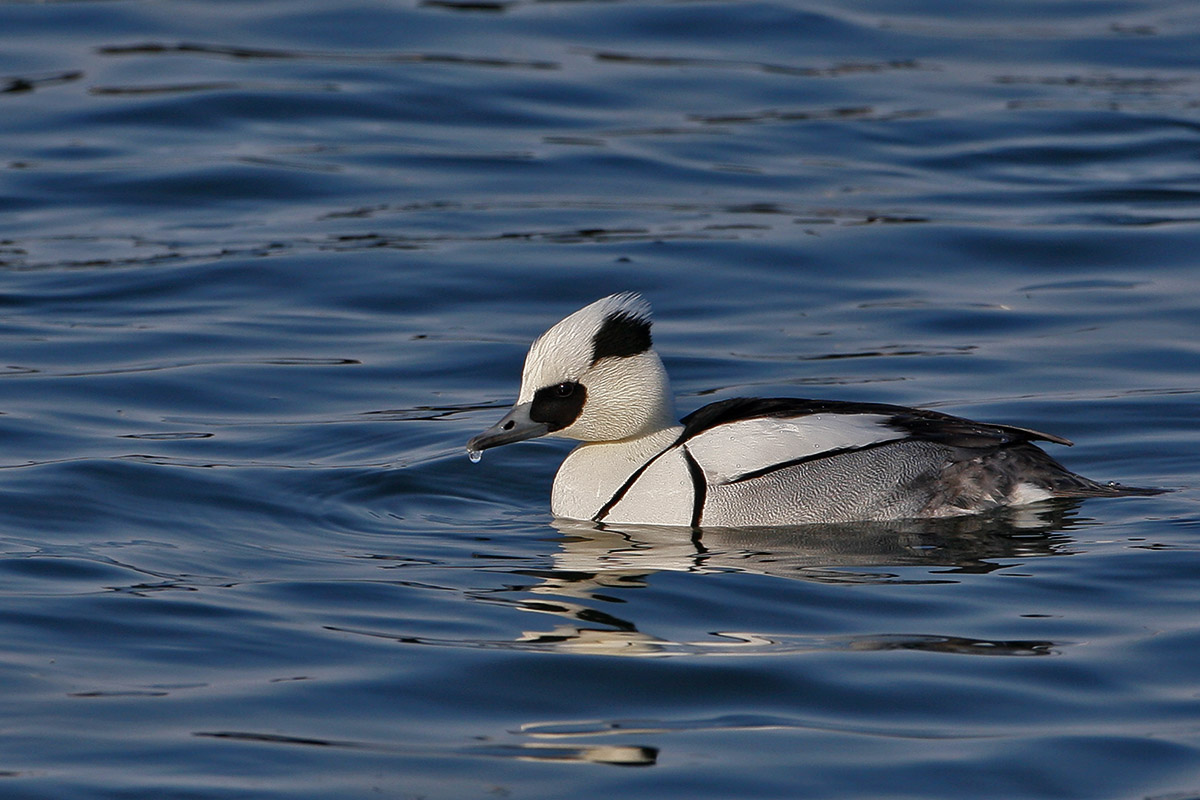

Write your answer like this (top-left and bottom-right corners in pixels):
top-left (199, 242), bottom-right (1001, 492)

top-left (467, 293), bottom-right (1160, 527)
top-left (685, 414), bottom-right (901, 484)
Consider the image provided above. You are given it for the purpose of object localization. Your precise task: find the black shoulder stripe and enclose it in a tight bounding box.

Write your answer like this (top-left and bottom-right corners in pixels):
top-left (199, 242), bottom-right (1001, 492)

top-left (591, 310), bottom-right (652, 365)
top-left (682, 446), bottom-right (706, 528)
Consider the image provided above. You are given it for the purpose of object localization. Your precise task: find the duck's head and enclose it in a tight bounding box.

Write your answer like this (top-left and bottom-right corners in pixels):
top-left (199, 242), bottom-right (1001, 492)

top-left (468, 292), bottom-right (675, 456)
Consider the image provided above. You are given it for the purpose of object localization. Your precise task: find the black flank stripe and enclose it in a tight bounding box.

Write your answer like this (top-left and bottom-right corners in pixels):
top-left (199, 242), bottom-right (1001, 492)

top-left (683, 446), bottom-right (706, 528)
top-left (728, 439), bottom-right (902, 484)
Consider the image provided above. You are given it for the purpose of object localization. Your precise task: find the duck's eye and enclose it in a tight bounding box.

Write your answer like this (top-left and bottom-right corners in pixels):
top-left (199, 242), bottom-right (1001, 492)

top-left (530, 380), bottom-right (587, 431)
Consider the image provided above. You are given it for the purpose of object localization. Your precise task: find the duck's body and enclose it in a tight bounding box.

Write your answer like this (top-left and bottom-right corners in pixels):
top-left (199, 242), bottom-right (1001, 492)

top-left (468, 293), bottom-right (1158, 527)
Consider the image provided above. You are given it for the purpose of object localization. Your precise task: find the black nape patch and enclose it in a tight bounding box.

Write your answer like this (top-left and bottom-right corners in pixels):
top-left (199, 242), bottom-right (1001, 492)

top-left (530, 381), bottom-right (587, 432)
top-left (591, 310), bottom-right (651, 364)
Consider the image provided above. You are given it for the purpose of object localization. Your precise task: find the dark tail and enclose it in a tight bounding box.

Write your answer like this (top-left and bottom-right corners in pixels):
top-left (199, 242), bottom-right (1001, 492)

top-left (1049, 480), bottom-right (1167, 498)
top-left (1012, 445), bottom-right (1168, 498)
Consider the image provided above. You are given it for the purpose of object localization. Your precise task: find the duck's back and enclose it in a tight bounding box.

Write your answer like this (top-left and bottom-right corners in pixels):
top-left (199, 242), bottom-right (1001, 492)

top-left (584, 397), bottom-right (1151, 527)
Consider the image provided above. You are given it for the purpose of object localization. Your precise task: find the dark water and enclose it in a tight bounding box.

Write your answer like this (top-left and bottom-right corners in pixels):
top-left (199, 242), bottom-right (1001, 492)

top-left (3, 0), bottom-right (1200, 797)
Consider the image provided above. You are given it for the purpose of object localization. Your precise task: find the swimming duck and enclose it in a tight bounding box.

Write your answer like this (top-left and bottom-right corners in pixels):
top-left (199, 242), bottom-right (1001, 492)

top-left (467, 293), bottom-right (1158, 527)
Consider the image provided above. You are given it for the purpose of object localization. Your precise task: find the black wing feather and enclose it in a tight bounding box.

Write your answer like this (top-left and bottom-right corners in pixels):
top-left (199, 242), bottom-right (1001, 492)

top-left (677, 396), bottom-right (1072, 450)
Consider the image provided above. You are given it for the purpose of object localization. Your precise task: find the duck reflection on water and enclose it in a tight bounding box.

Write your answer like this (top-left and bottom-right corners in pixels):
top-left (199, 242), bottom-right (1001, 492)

top-left (337, 503), bottom-right (1088, 660)
top-left (487, 501), bottom-right (1090, 659)
top-left (544, 499), bottom-right (1086, 583)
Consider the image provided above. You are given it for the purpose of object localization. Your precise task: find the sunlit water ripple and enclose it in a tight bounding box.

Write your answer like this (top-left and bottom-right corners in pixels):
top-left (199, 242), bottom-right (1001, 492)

top-left (3, 1), bottom-right (1200, 798)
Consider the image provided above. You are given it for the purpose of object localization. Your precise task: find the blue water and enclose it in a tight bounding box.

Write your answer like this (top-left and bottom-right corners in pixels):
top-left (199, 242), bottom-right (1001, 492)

top-left (3, 1), bottom-right (1200, 797)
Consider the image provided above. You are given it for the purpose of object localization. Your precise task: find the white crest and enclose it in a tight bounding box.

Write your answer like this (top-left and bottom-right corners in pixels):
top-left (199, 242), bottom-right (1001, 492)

top-left (518, 293), bottom-right (652, 403)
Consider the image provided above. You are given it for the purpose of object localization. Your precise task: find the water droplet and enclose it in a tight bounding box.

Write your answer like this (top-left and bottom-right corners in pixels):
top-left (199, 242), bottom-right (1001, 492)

top-left (467, 447), bottom-right (482, 464)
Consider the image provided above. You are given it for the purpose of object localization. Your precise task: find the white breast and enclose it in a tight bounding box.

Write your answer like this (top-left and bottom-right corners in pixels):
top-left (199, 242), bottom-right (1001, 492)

top-left (686, 414), bottom-right (902, 484)
top-left (551, 427), bottom-right (688, 523)
top-left (601, 446), bottom-right (695, 525)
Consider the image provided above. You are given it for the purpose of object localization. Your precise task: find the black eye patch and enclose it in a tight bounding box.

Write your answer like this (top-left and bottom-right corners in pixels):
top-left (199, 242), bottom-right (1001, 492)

top-left (530, 381), bottom-right (587, 432)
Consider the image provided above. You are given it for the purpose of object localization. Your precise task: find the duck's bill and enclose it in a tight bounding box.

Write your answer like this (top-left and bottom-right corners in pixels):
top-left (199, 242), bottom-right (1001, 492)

top-left (467, 402), bottom-right (550, 454)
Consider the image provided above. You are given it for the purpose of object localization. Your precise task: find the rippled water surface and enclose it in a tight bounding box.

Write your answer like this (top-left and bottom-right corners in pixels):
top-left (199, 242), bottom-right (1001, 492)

top-left (3, 1), bottom-right (1200, 797)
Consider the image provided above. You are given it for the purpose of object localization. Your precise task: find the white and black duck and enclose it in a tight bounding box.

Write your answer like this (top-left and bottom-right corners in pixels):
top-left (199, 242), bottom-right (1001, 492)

top-left (467, 293), bottom-right (1160, 527)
